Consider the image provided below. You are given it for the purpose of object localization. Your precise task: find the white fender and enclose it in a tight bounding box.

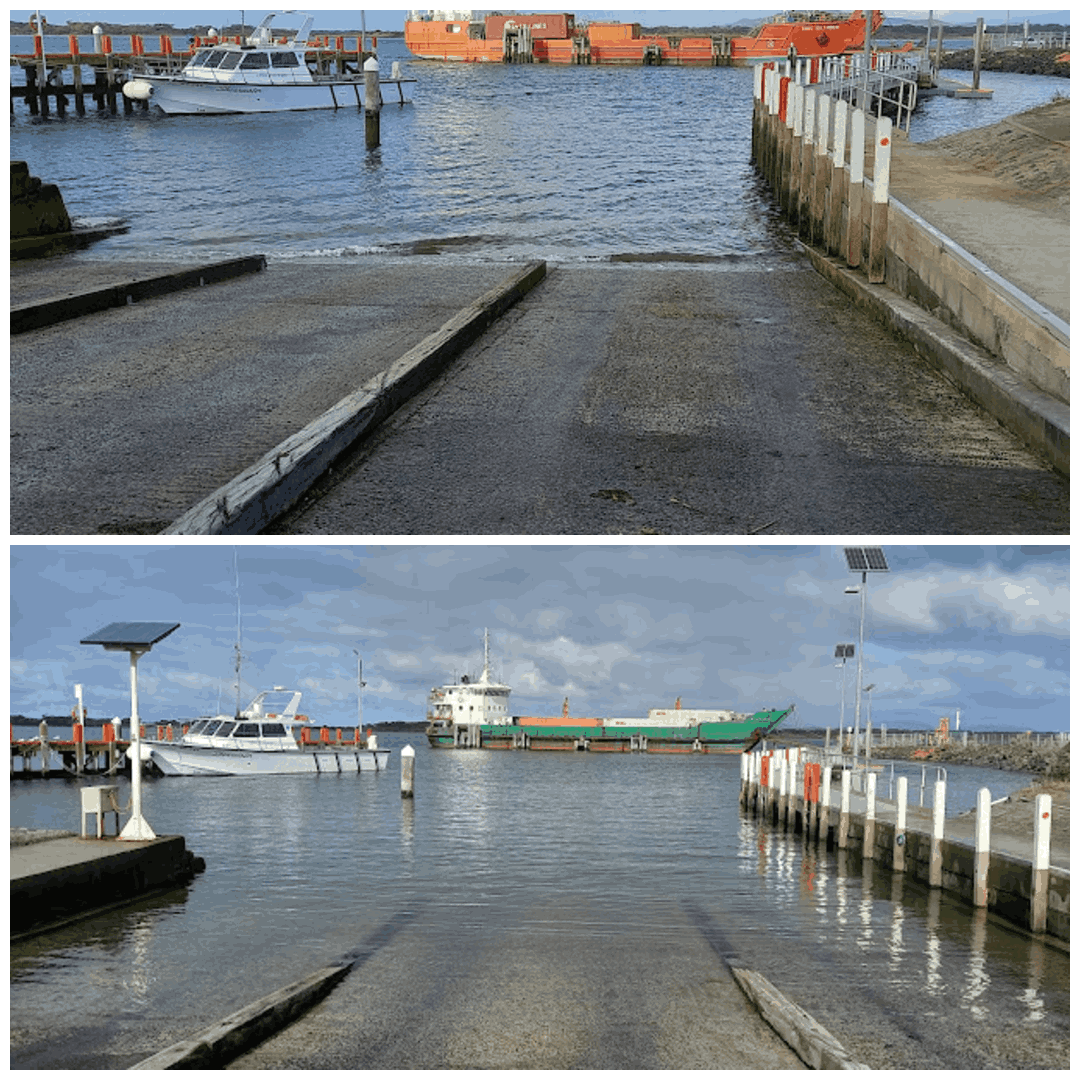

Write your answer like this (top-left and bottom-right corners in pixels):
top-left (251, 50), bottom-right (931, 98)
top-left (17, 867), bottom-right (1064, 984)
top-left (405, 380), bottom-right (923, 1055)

top-left (122, 79), bottom-right (155, 101)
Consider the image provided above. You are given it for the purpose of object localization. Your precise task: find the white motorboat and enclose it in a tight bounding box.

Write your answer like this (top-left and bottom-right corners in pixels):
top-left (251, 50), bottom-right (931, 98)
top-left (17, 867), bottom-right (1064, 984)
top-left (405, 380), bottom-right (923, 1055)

top-left (131, 688), bottom-right (391, 776)
top-left (122, 11), bottom-right (404, 115)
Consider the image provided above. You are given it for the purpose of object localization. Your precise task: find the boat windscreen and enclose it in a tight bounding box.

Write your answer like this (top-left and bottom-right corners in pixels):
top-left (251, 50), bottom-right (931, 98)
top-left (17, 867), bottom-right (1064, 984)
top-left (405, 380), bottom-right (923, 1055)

top-left (234, 722), bottom-right (260, 738)
top-left (240, 51), bottom-right (270, 69)
top-left (190, 49), bottom-right (212, 66)
top-left (218, 52), bottom-right (243, 70)
top-left (204, 49), bottom-right (230, 67)
top-left (187, 720), bottom-right (208, 735)
top-left (271, 51), bottom-right (302, 68)
top-left (216, 722), bottom-right (237, 737)
top-left (261, 723), bottom-right (287, 736)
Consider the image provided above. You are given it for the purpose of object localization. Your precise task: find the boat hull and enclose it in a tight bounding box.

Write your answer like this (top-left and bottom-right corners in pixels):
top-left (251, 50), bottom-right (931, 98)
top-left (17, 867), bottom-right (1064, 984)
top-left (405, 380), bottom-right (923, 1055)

top-left (130, 76), bottom-right (366, 114)
top-left (427, 707), bottom-right (793, 752)
top-left (143, 742), bottom-right (391, 776)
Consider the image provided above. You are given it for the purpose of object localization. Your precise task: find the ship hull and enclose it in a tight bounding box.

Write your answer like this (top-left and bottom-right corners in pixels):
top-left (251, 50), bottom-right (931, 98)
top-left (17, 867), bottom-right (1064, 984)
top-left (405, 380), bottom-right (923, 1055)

top-left (426, 707), bottom-right (793, 752)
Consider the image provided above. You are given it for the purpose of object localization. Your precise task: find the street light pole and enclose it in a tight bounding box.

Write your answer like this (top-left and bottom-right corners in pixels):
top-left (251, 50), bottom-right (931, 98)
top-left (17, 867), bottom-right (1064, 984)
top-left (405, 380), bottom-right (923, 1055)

top-left (864, 683), bottom-right (876, 763)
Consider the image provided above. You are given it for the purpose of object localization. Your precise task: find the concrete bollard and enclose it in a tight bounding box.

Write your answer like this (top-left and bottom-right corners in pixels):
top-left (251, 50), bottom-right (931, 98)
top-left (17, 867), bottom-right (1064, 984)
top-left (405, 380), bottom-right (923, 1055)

top-left (400, 744), bottom-right (415, 799)
top-left (1030, 794), bottom-right (1051, 933)
top-left (364, 56), bottom-right (381, 149)
top-left (893, 776), bottom-right (907, 873)
top-left (838, 768), bottom-right (851, 849)
top-left (862, 772), bottom-right (877, 860)
top-left (974, 787), bottom-right (990, 907)
top-left (929, 778), bottom-right (946, 887)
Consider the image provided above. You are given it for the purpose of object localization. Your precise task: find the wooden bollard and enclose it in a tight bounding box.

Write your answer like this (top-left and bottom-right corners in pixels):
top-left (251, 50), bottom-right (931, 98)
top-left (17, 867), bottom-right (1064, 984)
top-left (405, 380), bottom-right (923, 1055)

top-left (798, 89), bottom-right (815, 238)
top-left (811, 91), bottom-right (830, 247)
top-left (893, 776), bottom-right (907, 873)
top-left (819, 765), bottom-right (832, 843)
top-left (1030, 794), bottom-right (1051, 933)
top-left (400, 744), bottom-right (415, 798)
top-left (826, 99), bottom-right (847, 256)
top-left (785, 82), bottom-right (803, 221)
top-left (973, 787), bottom-right (991, 907)
top-left (846, 107), bottom-right (865, 268)
top-left (867, 114), bottom-right (892, 284)
top-left (863, 772), bottom-right (877, 861)
top-left (838, 767), bottom-right (851, 848)
top-left (364, 56), bottom-right (381, 149)
top-left (929, 778), bottom-right (946, 887)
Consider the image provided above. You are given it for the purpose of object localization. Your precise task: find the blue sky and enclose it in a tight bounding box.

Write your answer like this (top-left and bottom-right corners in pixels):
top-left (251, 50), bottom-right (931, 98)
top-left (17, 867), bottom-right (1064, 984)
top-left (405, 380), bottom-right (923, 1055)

top-left (12, 9), bottom-right (1070, 32)
top-left (9, 545), bottom-right (1069, 733)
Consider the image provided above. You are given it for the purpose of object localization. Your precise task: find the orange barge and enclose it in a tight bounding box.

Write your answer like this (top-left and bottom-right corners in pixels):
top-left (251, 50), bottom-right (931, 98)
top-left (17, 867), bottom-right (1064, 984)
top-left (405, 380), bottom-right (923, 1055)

top-left (404, 10), bottom-right (884, 65)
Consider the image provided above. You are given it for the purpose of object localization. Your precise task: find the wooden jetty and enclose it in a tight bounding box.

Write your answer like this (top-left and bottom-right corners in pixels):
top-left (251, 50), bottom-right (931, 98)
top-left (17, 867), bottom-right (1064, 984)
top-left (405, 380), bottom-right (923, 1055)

top-left (11, 720), bottom-right (382, 777)
top-left (10, 31), bottom-right (376, 116)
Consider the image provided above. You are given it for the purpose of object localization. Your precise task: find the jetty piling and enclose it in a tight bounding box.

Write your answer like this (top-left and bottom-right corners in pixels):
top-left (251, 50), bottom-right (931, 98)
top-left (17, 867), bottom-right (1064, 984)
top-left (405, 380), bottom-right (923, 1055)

top-left (364, 55), bottom-right (380, 147)
top-left (401, 744), bottom-right (415, 798)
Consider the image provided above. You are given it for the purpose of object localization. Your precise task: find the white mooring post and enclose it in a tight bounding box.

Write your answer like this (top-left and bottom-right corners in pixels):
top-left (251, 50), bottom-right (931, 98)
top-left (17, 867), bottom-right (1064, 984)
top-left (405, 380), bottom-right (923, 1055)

top-left (863, 771), bottom-right (877, 860)
top-left (1031, 794), bottom-right (1051, 933)
top-left (893, 776), bottom-right (907, 873)
top-left (839, 767), bottom-right (851, 849)
top-left (868, 114), bottom-right (893, 283)
top-left (819, 765), bottom-right (832, 843)
top-left (929, 777), bottom-right (946, 887)
top-left (974, 787), bottom-right (991, 907)
top-left (401, 744), bottom-right (415, 799)
top-left (846, 107), bottom-right (865, 268)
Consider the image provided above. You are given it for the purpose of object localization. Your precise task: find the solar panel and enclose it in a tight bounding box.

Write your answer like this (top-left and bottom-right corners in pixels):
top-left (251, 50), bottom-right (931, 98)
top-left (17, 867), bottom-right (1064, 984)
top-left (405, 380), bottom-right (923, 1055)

top-left (81, 621), bottom-right (180, 649)
top-left (844, 546), bottom-right (889, 573)
top-left (834, 643), bottom-right (855, 658)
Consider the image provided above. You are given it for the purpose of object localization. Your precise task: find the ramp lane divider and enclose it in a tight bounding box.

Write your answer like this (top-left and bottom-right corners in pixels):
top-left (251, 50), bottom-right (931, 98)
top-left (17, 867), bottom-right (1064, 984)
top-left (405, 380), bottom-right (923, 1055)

top-left (130, 909), bottom-right (421, 1069)
top-left (681, 900), bottom-right (868, 1071)
top-left (10, 255), bottom-right (268, 333)
top-left (163, 259), bottom-right (548, 535)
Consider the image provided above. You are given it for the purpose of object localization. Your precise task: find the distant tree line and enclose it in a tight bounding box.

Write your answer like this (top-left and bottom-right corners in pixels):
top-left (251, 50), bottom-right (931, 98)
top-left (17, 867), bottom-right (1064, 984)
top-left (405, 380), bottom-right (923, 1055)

top-left (10, 19), bottom-right (401, 35)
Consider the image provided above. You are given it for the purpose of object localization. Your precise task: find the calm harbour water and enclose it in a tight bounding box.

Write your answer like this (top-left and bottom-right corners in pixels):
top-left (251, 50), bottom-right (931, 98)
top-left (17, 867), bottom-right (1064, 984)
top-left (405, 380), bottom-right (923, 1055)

top-left (9, 35), bottom-right (1070, 266)
top-left (10, 735), bottom-right (1068, 1069)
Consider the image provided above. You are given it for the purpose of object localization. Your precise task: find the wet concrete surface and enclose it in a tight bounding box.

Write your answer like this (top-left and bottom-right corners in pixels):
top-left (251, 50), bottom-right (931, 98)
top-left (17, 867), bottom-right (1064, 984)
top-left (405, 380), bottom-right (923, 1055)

top-left (227, 894), bottom-right (807, 1070)
top-left (10, 259), bottom-right (513, 534)
top-left (271, 262), bottom-right (1067, 535)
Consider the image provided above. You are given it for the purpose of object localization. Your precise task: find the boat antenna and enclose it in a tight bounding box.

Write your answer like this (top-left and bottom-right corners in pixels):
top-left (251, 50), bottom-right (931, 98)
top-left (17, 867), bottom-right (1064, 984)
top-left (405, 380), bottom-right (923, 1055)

top-left (233, 548), bottom-right (243, 717)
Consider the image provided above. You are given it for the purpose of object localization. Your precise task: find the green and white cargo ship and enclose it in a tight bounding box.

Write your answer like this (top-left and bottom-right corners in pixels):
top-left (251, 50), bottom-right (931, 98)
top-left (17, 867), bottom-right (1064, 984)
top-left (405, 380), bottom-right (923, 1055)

top-left (425, 636), bottom-right (794, 753)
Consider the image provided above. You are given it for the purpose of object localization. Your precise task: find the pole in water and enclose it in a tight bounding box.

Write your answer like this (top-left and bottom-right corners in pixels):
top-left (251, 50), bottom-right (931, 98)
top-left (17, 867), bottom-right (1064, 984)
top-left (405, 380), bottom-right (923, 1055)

top-left (364, 55), bottom-right (381, 149)
top-left (401, 744), bottom-right (415, 798)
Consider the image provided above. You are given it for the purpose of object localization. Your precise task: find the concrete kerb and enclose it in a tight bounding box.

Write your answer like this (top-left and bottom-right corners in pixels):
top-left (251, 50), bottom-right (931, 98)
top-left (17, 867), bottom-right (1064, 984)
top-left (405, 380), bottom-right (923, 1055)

top-left (10, 255), bottom-right (268, 333)
top-left (162, 259), bottom-right (547, 535)
top-left (800, 243), bottom-right (1069, 475)
top-left (129, 961), bottom-right (352, 1069)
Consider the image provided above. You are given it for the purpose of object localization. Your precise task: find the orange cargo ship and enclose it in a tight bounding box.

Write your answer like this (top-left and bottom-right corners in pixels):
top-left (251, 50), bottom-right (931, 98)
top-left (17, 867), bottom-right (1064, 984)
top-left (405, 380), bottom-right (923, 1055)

top-left (404, 10), bottom-right (884, 65)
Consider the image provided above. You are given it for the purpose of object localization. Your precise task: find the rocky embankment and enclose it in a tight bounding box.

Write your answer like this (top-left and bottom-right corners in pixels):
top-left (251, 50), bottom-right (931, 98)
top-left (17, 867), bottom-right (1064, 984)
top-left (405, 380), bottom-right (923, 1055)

top-left (874, 736), bottom-right (1069, 779)
top-left (917, 97), bottom-right (1070, 210)
top-left (942, 45), bottom-right (1069, 77)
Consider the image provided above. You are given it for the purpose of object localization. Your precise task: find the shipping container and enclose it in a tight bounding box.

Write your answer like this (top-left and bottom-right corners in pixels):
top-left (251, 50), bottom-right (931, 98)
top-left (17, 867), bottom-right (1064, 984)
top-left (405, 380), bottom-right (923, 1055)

top-left (484, 13), bottom-right (575, 41)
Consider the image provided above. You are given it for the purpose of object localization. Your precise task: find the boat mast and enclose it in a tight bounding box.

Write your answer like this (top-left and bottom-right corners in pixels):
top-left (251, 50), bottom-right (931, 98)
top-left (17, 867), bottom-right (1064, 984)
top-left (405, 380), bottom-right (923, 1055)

top-left (233, 548), bottom-right (243, 717)
top-left (482, 627), bottom-right (490, 683)
top-left (353, 648), bottom-right (365, 731)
